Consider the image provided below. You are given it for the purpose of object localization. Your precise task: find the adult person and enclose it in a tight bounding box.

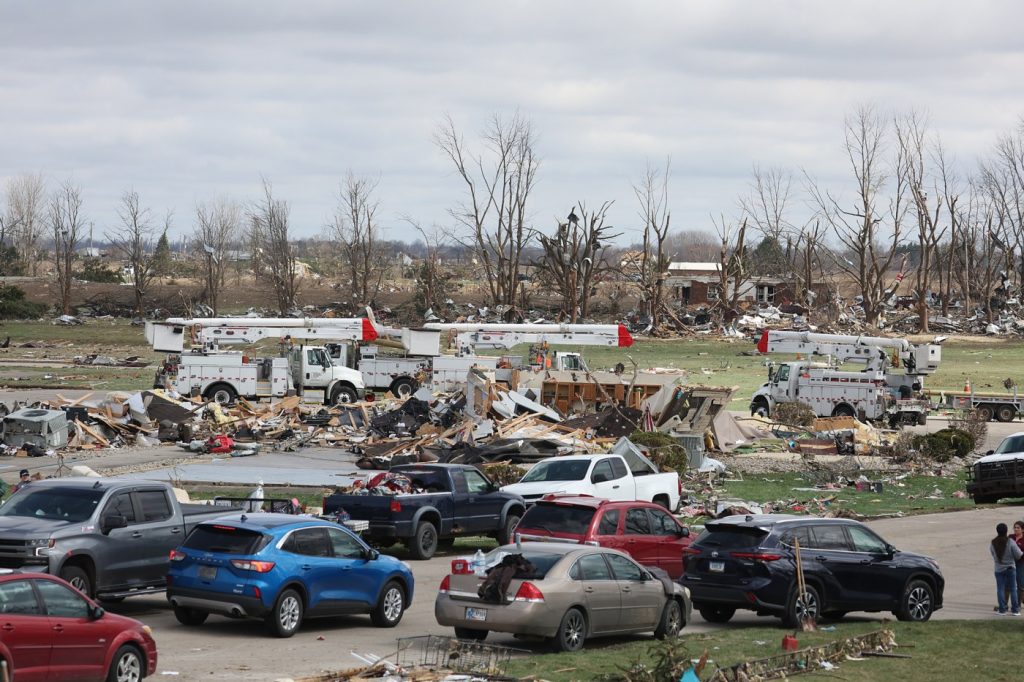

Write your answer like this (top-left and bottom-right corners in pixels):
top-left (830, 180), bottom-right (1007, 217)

top-left (1014, 521), bottom-right (1024, 608)
top-left (10, 469), bottom-right (30, 494)
top-left (991, 522), bottom-right (1022, 615)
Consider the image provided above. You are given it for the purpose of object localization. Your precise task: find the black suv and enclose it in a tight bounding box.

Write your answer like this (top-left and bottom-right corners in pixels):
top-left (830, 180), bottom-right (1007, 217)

top-left (680, 514), bottom-right (943, 627)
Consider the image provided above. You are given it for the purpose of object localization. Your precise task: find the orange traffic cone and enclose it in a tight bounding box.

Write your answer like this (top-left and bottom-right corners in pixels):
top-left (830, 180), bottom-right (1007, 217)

top-left (964, 378), bottom-right (971, 393)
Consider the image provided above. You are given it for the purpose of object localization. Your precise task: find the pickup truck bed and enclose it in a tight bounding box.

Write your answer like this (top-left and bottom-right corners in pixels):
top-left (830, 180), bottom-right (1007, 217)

top-left (323, 464), bottom-right (525, 559)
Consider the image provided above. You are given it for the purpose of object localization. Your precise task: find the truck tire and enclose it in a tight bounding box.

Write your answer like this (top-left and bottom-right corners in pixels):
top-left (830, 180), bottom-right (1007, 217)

top-left (978, 405), bottom-right (995, 422)
top-left (408, 521), bottom-right (438, 560)
top-left (203, 383), bottom-right (237, 406)
top-left (496, 513), bottom-right (521, 546)
top-left (329, 384), bottom-right (358, 405)
top-left (389, 377), bottom-right (418, 399)
top-left (61, 565), bottom-right (93, 598)
top-left (917, 412), bottom-right (928, 426)
top-left (750, 399), bottom-right (769, 417)
top-left (996, 404), bottom-right (1017, 423)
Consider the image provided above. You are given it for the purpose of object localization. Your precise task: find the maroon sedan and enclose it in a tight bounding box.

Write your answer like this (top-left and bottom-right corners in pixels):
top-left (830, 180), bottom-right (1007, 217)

top-left (0, 570), bottom-right (157, 682)
top-left (514, 496), bottom-right (692, 578)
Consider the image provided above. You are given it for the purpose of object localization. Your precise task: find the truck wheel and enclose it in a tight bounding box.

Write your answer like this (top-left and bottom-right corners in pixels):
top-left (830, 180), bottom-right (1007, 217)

top-left (653, 495), bottom-right (671, 510)
top-left (203, 383), bottom-right (237, 406)
top-left (831, 404), bottom-right (855, 418)
top-left (751, 400), bottom-right (769, 417)
top-left (330, 384), bottom-right (358, 405)
top-left (389, 377), bottom-right (418, 399)
top-left (409, 521), bottom-right (438, 560)
top-left (917, 412), bottom-right (928, 426)
top-left (61, 565), bottom-right (93, 598)
top-left (496, 514), bottom-right (521, 546)
top-left (978, 405), bottom-right (995, 422)
top-left (996, 404), bottom-right (1017, 422)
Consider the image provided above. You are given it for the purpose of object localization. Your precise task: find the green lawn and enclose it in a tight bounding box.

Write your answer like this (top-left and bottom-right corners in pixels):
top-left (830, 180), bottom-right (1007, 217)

top-left (504, 619), bottom-right (1020, 682)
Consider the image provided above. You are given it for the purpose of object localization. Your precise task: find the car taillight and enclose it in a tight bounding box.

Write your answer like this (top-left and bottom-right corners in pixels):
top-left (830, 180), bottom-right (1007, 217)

top-left (681, 547), bottom-right (702, 556)
top-left (439, 575), bottom-right (451, 594)
top-left (731, 551), bottom-right (783, 562)
top-left (390, 499), bottom-right (402, 513)
top-left (169, 549), bottom-right (186, 562)
top-left (230, 559), bottom-right (276, 573)
top-left (513, 582), bottom-right (545, 603)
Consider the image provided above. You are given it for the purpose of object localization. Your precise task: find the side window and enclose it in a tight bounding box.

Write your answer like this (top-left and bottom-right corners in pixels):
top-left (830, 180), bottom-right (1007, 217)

top-left (326, 527), bottom-right (364, 559)
top-left (463, 470), bottom-right (491, 494)
top-left (597, 510), bottom-right (620, 535)
top-left (777, 365), bottom-right (790, 382)
top-left (449, 470), bottom-right (468, 494)
top-left (284, 528), bottom-right (331, 557)
top-left (137, 490), bottom-right (172, 523)
top-left (625, 508), bottom-right (651, 535)
top-left (592, 459), bottom-right (615, 483)
top-left (782, 526), bottom-right (812, 548)
top-left (609, 458), bottom-right (628, 479)
top-left (36, 580), bottom-right (89, 618)
top-left (576, 553), bottom-right (613, 580)
top-left (103, 492), bottom-right (137, 525)
top-left (809, 525), bottom-right (851, 551)
top-left (0, 580), bottom-right (41, 615)
top-left (606, 553), bottom-right (645, 581)
top-left (648, 508), bottom-right (679, 535)
top-left (848, 526), bottom-right (888, 554)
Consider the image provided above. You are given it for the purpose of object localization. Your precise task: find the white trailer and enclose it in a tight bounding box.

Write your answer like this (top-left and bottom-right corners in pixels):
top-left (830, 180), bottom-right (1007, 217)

top-left (750, 330), bottom-right (942, 425)
top-left (145, 317), bottom-right (377, 405)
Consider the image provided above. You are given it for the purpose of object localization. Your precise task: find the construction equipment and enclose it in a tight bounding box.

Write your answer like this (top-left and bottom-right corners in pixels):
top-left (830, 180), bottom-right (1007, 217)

top-left (750, 330), bottom-right (942, 426)
top-left (145, 317), bottom-right (377, 405)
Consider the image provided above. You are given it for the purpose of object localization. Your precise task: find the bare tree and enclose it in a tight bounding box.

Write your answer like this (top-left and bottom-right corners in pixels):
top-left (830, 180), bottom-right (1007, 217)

top-left (330, 172), bottom-right (387, 307)
top-left (194, 198), bottom-right (240, 315)
top-left (251, 179), bottom-right (299, 315)
top-left (48, 181), bottom-right (85, 315)
top-left (741, 165), bottom-right (793, 276)
top-left (633, 160), bottom-right (673, 331)
top-left (712, 215), bottom-right (748, 312)
top-left (106, 190), bottom-right (157, 316)
top-left (809, 105), bottom-right (909, 326)
top-left (405, 219), bottom-right (452, 318)
top-left (436, 112), bottom-right (539, 317)
top-left (5, 173), bottom-right (46, 275)
top-left (895, 112), bottom-right (950, 333)
top-left (536, 202), bottom-right (621, 322)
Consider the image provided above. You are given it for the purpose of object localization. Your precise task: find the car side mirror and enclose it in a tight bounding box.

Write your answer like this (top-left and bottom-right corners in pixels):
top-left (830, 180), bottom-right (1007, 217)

top-left (364, 548), bottom-right (380, 561)
top-left (885, 543), bottom-right (896, 558)
top-left (88, 604), bottom-right (104, 620)
top-left (679, 527), bottom-right (690, 537)
top-left (986, 450), bottom-right (995, 456)
top-left (101, 514), bottom-right (127, 534)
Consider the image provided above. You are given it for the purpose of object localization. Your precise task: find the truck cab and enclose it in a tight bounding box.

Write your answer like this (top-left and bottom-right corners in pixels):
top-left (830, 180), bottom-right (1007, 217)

top-left (286, 345), bottom-right (365, 404)
top-left (750, 361), bottom-right (800, 417)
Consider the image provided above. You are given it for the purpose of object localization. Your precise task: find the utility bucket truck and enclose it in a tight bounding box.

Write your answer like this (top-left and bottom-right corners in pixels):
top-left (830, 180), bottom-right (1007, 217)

top-left (749, 330), bottom-right (942, 426)
top-left (145, 317), bottom-right (377, 405)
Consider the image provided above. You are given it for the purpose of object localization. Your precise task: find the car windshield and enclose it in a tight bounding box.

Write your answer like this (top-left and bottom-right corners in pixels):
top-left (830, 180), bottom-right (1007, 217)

top-left (518, 504), bottom-right (595, 535)
top-left (520, 460), bottom-right (591, 483)
top-left (0, 488), bottom-right (104, 522)
top-left (695, 527), bottom-right (768, 550)
top-left (485, 549), bottom-right (563, 579)
top-left (995, 435), bottom-right (1024, 455)
top-left (184, 525), bottom-right (269, 554)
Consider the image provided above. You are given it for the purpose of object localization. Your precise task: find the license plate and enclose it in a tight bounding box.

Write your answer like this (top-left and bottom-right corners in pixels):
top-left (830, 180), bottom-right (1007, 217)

top-left (465, 607), bottom-right (487, 622)
top-left (199, 566), bottom-right (217, 580)
top-left (709, 561), bottom-right (725, 573)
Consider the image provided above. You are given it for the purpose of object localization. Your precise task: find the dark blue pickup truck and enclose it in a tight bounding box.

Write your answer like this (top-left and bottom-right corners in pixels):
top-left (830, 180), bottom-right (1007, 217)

top-left (323, 464), bottom-right (525, 559)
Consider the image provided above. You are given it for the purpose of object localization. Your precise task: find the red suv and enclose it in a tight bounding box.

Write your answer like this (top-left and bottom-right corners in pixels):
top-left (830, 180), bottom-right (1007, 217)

top-left (513, 496), bottom-right (692, 578)
top-left (0, 570), bottom-right (157, 682)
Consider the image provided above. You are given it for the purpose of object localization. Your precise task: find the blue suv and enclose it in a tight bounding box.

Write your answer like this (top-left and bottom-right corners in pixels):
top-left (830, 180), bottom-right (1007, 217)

top-left (166, 514), bottom-right (414, 637)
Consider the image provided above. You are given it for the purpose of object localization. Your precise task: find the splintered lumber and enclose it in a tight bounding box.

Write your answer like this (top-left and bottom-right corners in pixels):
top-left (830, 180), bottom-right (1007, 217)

top-left (74, 419), bottom-right (109, 447)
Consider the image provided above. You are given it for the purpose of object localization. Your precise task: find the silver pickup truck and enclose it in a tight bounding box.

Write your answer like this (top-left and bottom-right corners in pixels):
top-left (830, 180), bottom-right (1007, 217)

top-left (0, 477), bottom-right (238, 600)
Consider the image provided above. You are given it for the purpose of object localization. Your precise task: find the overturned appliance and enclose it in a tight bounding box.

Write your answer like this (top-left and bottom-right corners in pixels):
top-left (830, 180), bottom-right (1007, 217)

top-left (2, 408), bottom-right (70, 449)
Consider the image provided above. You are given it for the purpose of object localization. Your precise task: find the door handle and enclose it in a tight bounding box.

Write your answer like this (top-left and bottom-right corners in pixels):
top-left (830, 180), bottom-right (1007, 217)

top-left (342, 565), bottom-right (352, 571)
top-left (621, 587), bottom-right (631, 593)
top-left (814, 555), bottom-right (828, 562)
top-left (584, 586), bottom-right (595, 593)
top-left (301, 564), bottom-right (313, 570)
top-left (131, 532), bottom-right (143, 538)
top-left (1, 623), bottom-right (13, 631)
top-left (170, 528), bottom-right (182, 534)
top-left (612, 485), bottom-right (620, 489)
top-left (52, 624), bottom-right (64, 632)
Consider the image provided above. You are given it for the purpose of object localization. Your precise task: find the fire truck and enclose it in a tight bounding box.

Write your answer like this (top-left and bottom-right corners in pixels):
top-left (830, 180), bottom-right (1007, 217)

top-left (145, 317), bottom-right (376, 405)
top-left (750, 330), bottom-right (942, 425)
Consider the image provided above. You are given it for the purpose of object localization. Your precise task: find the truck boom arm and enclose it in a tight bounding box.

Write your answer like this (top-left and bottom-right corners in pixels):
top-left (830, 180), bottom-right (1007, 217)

top-left (146, 317), bottom-right (378, 352)
top-left (422, 322), bottom-right (634, 355)
top-left (756, 330), bottom-right (940, 375)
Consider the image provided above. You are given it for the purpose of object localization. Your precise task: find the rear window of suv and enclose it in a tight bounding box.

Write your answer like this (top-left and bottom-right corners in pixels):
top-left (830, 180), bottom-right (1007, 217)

top-left (694, 527), bottom-right (767, 550)
top-left (518, 504), bottom-right (595, 535)
top-left (184, 525), bottom-right (270, 554)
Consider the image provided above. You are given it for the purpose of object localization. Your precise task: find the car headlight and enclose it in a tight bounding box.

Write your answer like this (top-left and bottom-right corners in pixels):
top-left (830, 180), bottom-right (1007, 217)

top-left (28, 538), bottom-right (55, 556)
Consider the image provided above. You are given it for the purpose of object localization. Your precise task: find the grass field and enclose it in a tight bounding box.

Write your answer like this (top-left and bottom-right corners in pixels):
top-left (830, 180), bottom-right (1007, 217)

top-left (503, 619), bottom-right (1019, 682)
top-left (0, 320), bottom-right (1023, 403)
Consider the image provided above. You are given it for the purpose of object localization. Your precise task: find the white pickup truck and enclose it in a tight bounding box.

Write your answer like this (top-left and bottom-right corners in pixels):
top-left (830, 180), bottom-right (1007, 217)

top-left (501, 453), bottom-right (681, 511)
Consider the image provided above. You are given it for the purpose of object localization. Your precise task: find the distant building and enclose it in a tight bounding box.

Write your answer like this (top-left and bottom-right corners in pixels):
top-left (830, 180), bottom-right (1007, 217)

top-left (666, 261), bottom-right (810, 306)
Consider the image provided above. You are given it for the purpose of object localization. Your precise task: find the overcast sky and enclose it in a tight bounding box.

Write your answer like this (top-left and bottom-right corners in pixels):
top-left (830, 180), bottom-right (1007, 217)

top-left (3, 1), bottom-right (1024, 246)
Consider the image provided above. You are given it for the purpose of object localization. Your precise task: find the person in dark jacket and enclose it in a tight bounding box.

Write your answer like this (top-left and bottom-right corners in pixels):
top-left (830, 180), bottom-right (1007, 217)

top-left (10, 469), bottom-right (30, 495)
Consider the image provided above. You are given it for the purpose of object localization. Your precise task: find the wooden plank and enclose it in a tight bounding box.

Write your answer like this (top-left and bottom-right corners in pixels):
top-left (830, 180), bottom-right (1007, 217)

top-left (75, 419), bottom-right (109, 447)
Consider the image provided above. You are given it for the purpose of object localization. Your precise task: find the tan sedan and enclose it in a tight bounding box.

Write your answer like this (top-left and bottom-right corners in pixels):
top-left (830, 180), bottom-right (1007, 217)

top-left (434, 543), bottom-right (692, 651)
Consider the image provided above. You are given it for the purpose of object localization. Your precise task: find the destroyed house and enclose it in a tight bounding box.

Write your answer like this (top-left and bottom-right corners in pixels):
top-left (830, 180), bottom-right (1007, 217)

top-left (665, 262), bottom-right (803, 306)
